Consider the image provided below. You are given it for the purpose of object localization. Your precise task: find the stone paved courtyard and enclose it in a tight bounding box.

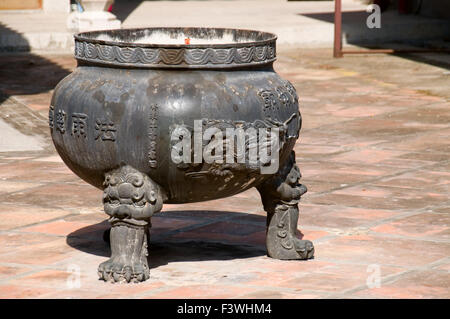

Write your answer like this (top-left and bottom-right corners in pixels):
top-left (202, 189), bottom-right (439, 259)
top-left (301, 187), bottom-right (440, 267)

top-left (0, 47), bottom-right (448, 299)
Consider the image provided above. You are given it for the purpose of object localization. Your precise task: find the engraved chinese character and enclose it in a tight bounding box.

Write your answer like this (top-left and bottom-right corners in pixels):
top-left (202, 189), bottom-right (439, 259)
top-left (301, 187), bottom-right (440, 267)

top-left (56, 109), bottom-right (66, 133)
top-left (49, 105), bottom-right (54, 129)
top-left (148, 104), bottom-right (158, 168)
top-left (95, 118), bottom-right (117, 141)
top-left (72, 113), bottom-right (88, 137)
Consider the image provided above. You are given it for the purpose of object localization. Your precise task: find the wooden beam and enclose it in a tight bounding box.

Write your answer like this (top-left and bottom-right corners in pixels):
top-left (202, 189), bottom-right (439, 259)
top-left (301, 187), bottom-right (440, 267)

top-left (333, 0), bottom-right (343, 58)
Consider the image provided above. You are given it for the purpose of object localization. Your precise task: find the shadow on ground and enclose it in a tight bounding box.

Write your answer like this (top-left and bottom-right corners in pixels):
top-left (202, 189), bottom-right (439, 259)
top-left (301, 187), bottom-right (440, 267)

top-left (66, 210), bottom-right (268, 269)
top-left (0, 23), bottom-right (72, 105)
top-left (112, 0), bottom-right (143, 22)
top-left (300, 10), bottom-right (450, 69)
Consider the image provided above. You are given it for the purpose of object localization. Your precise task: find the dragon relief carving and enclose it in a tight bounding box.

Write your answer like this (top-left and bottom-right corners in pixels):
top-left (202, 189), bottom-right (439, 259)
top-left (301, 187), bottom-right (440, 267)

top-left (170, 114), bottom-right (299, 182)
top-left (256, 80), bottom-right (301, 138)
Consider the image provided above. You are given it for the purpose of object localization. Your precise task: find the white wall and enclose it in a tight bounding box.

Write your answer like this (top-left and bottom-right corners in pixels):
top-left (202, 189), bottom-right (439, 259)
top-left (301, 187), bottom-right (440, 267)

top-left (43, 0), bottom-right (70, 13)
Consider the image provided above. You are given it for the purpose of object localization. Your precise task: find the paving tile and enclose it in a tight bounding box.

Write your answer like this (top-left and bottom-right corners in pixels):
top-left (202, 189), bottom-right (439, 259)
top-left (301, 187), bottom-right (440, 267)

top-left (102, 281), bottom-right (167, 298)
top-left (299, 161), bottom-right (399, 184)
top-left (32, 155), bottom-right (64, 163)
top-left (327, 149), bottom-right (408, 165)
top-left (0, 284), bottom-right (54, 298)
top-left (163, 193), bottom-right (263, 215)
top-left (236, 290), bottom-right (323, 299)
top-left (14, 93), bottom-right (53, 112)
top-left (146, 284), bottom-right (255, 299)
top-left (0, 231), bottom-right (61, 255)
top-left (330, 105), bottom-right (398, 118)
top-left (316, 235), bottom-right (450, 267)
top-left (299, 131), bottom-right (387, 148)
top-left (382, 104), bottom-right (450, 126)
top-left (0, 161), bottom-right (74, 183)
top-left (308, 186), bottom-right (447, 210)
top-left (372, 128), bottom-right (450, 154)
top-left (253, 258), bottom-right (332, 275)
top-left (0, 204), bottom-right (72, 230)
top-left (374, 157), bottom-right (438, 169)
top-left (333, 185), bottom-right (392, 198)
top-left (1, 183), bottom-right (102, 209)
top-left (170, 229), bottom-right (266, 247)
top-left (64, 212), bottom-right (107, 224)
top-left (21, 220), bottom-right (98, 237)
top-left (433, 261), bottom-right (450, 272)
top-left (397, 152), bottom-right (450, 163)
top-left (277, 264), bottom-right (404, 293)
top-left (301, 114), bottom-right (353, 130)
top-left (332, 118), bottom-right (432, 146)
top-left (181, 221), bottom-right (263, 236)
top-left (9, 264), bottom-right (141, 296)
top-left (426, 161), bottom-right (450, 173)
top-left (38, 278), bottom-right (167, 298)
top-left (151, 216), bottom-right (203, 234)
top-left (158, 208), bottom-right (237, 219)
top-left (0, 237), bottom-right (78, 266)
top-left (0, 157), bottom-right (34, 161)
top-left (40, 289), bottom-right (110, 299)
top-left (300, 204), bottom-right (399, 229)
top-left (332, 184), bottom-right (422, 198)
top-left (293, 144), bottom-right (347, 159)
top-left (301, 180), bottom-right (342, 194)
top-left (371, 213), bottom-right (450, 240)
top-left (0, 265), bottom-right (32, 281)
top-left (0, 181), bottom-right (43, 195)
top-left (371, 170), bottom-right (450, 189)
top-left (0, 48), bottom-right (449, 298)
top-left (12, 269), bottom-right (75, 289)
top-left (355, 270), bottom-right (450, 298)
top-left (226, 212), bottom-right (266, 225)
top-left (146, 245), bottom-right (267, 281)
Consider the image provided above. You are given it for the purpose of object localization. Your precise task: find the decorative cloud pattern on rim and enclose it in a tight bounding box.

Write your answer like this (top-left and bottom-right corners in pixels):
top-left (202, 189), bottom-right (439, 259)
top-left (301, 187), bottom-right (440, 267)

top-left (74, 38), bottom-right (276, 69)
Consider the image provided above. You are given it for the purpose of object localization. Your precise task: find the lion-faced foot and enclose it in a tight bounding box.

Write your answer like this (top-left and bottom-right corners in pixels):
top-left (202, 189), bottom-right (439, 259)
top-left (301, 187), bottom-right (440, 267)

top-left (98, 255), bottom-right (149, 283)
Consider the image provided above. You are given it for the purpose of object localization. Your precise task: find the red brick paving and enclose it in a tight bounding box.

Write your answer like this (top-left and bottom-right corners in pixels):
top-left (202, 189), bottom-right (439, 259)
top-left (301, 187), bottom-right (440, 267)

top-left (0, 48), bottom-right (448, 298)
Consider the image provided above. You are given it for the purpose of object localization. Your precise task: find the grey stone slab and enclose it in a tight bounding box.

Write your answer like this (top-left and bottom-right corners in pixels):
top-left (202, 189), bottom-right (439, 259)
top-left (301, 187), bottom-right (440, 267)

top-left (0, 118), bottom-right (44, 152)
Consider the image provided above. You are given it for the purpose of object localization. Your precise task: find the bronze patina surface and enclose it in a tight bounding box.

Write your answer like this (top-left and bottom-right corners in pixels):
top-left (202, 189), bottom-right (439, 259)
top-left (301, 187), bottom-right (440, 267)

top-left (50, 27), bottom-right (313, 283)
